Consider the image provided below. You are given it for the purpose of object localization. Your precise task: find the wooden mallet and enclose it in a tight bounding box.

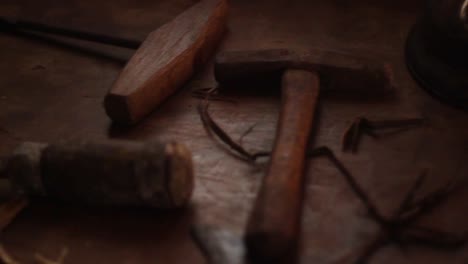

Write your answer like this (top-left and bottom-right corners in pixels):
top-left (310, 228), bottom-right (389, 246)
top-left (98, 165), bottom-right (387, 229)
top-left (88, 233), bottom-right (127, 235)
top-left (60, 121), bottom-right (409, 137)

top-left (104, 0), bottom-right (228, 125)
top-left (214, 49), bottom-right (393, 262)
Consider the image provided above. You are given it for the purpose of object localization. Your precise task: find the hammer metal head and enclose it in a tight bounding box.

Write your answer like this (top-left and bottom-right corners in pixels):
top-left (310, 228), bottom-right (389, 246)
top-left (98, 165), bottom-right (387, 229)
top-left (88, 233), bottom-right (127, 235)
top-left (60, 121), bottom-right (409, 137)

top-left (215, 49), bottom-right (394, 96)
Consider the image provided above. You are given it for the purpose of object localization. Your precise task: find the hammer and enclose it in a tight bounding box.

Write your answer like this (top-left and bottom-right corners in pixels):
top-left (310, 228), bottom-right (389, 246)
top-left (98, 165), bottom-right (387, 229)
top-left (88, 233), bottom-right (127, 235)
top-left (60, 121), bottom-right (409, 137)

top-left (214, 49), bottom-right (393, 261)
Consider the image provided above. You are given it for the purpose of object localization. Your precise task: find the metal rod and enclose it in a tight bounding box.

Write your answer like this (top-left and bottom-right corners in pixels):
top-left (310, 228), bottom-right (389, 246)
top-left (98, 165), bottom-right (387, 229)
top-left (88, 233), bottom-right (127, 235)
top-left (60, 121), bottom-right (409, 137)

top-left (0, 17), bottom-right (141, 49)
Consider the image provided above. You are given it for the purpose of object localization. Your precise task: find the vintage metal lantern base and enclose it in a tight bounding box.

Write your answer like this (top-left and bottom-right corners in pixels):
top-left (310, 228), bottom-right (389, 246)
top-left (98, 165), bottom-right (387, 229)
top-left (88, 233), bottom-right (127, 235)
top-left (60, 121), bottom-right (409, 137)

top-left (406, 21), bottom-right (468, 110)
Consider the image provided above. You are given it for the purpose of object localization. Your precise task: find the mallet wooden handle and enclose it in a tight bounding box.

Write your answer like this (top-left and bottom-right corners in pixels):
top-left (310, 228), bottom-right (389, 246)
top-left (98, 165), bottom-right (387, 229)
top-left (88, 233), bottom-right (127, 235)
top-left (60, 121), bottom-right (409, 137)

top-left (2, 141), bottom-right (194, 208)
top-left (245, 69), bottom-right (319, 261)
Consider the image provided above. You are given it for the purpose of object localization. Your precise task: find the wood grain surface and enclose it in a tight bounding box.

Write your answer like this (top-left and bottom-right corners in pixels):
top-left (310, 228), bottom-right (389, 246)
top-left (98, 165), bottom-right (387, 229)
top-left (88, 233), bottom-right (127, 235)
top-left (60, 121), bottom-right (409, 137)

top-left (0, 0), bottom-right (467, 263)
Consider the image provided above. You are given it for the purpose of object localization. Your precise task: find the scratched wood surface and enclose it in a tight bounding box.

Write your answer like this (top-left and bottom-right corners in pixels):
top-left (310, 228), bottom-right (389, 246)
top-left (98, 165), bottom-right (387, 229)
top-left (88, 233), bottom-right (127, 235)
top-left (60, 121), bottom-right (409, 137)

top-left (0, 0), bottom-right (467, 263)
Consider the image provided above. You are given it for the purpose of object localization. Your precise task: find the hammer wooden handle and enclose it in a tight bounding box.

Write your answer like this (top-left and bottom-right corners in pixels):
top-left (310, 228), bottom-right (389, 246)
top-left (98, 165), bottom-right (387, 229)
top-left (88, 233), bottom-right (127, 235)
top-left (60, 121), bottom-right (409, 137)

top-left (104, 0), bottom-right (228, 125)
top-left (245, 69), bottom-right (319, 261)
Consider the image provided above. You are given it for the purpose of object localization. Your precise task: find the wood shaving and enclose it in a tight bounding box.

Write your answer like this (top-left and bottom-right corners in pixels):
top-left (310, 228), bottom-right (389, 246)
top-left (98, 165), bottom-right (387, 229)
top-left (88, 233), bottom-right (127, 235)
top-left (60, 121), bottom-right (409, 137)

top-left (0, 197), bottom-right (28, 231)
top-left (0, 244), bottom-right (20, 264)
top-left (34, 247), bottom-right (68, 264)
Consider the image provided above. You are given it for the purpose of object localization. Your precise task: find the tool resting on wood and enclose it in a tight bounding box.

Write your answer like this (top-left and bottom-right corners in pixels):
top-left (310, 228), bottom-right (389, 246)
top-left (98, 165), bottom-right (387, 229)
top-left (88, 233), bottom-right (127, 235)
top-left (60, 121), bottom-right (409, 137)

top-left (1, 140), bottom-right (193, 208)
top-left (215, 49), bottom-right (393, 262)
top-left (104, 0), bottom-right (228, 125)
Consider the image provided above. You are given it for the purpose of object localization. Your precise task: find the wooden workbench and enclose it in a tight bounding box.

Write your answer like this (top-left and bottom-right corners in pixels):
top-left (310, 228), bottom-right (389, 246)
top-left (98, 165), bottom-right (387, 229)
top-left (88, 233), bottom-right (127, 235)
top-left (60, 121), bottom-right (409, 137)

top-left (0, 0), bottom-right (467, 263)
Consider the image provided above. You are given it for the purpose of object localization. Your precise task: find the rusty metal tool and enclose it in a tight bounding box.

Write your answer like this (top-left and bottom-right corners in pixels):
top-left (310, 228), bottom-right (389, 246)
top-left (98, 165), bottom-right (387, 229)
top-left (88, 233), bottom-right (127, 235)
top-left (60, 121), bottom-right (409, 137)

top-left (214, 49), bottom-right (393, 261)
top-left (0, 140), bottom-right (193, 208)
top-left (0, 17), bottom-right (141, 49)
top-left (104, 0), bottom-right (228, 125)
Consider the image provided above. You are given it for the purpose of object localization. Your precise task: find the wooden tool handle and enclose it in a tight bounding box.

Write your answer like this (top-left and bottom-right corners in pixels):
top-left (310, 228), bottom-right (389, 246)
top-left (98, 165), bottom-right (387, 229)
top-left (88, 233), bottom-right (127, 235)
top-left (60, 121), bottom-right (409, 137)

top-left (4, 141), bottom-right (194, 208)
top-left (104, 0), bottom-right (228, 125)
top-left (245, 69), bottom-right (320, 261)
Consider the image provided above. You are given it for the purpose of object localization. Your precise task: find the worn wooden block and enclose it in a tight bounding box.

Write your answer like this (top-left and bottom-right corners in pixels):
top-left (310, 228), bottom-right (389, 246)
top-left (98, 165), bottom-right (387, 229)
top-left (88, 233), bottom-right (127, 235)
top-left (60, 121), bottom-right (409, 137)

top-left (4, 141), bottom-right (194, 208)
top-left (104, 0), bottom-right (228, 125)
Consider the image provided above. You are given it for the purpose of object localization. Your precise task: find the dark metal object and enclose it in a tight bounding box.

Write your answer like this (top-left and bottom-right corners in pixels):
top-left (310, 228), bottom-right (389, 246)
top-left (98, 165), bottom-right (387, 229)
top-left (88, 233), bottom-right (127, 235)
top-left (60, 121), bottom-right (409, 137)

top-left (0, 17), bottom-right (141, 49)
top-left (341, 117), bottom-right (425, 153)
top-left (190, 147), bottom-right (467, 264)
top-left (309, 148), bottom-right (467, 264)
top-left (405, 0), bottom-right (468, 110)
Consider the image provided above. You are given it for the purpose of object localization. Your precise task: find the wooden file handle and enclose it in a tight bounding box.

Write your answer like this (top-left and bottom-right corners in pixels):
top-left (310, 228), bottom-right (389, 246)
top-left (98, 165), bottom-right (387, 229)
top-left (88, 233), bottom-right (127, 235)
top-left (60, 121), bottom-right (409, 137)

top-left (245, 69), bottom-right (320, 261)
top-left (104, 0), bottom-right (228, 125)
